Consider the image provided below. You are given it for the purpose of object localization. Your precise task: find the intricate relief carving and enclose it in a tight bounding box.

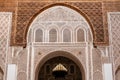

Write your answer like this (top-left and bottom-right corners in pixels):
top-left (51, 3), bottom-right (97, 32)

top-left (97, 46), bottom-right (109, 57)
top-left (93, 71), bottom-right (103, 80)
top-left (17, 72), bottom-right (27, 80)
top-left (15, 2), bottom-right (49, 44)
top-left (17, 49), bottom-right (28, 72)
top-left (12, 2), bottom-right (107, 46)
top-left (108, 12), bottom-right (120, 69)
top-left (92, 48), bottom-right (102, 72)
top-left (28, 6), bottom-right (90, 43)
top-left (0, 12), bottom-right (12, 72)
top-left (34, 46), bottom-right (86, 73)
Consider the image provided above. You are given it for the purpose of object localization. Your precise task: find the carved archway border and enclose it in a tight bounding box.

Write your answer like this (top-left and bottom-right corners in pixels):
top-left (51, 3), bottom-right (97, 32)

top-left (25, 3), bottom-right (95, 46)
top-left (35, 51), bottom-right (86, 80)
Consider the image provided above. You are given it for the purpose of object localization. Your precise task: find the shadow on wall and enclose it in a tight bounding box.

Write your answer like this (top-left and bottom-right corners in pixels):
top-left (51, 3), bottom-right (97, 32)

top-left (115, 66), bottom-right (120, 80)
top-left (0, 67), bottom-right (3, 80)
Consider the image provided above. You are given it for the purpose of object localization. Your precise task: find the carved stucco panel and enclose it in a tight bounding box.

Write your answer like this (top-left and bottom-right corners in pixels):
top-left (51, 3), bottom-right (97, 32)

top-left (33, 46), bottom-right (86, 73)
top-left (108, 12), bottom-right (120, 70)
top-left (12, 2), bottom-right (106, 46)
top-left (0, 12), bottom-right (12, 72)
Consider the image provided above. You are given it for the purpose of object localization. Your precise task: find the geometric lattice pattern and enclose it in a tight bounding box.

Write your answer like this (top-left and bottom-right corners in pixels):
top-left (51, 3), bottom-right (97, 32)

top-left (11, 2), bottom-right (106, 46)
top-left (0, 12), bottom-right (12, 62)
top-left (70, 2), bottom-right (104, 43)
top-left (109, 13), bottom-right (120, 62)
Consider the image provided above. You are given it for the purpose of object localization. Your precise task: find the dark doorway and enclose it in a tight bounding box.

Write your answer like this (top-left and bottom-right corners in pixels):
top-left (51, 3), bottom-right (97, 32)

top-left (38, 56), bottom-right (82, 80)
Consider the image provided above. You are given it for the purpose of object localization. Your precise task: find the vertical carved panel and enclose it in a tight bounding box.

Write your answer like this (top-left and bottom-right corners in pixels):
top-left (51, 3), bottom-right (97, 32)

top-left (108, 13), bottom-right (120, 69)
top-left (109, 13), bottom-right (120, 80)
top-left (93, 71), bottom-right (103, 80)
top-left (92, 48), bottom-right (103, 80)
top-left (92, 48), bottom-right (102, 71)
top-left (16, 2), bottom-right (48, 44)
top-left (17, 49), bottom-right (28, 80)
top-left (70, 2), bottom-right (104, 43)
top-left (18, 52), bottom-right (27, 71)
top-left (0, 12), bottom-right (12, 71)
top-left (17, 72), bottom-right (27, 80)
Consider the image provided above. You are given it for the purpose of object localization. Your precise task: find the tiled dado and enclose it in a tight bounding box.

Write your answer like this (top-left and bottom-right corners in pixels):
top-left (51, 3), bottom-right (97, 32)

top-left (11, 2), bottom-right (108, 46)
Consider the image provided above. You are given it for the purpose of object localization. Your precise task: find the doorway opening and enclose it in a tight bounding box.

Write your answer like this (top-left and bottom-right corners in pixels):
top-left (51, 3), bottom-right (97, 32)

top-left (38, 56), bottom-right (82, 80)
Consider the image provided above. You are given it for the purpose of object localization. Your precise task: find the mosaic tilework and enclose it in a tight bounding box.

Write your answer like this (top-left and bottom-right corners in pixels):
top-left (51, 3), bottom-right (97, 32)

top-left (0, 12), bottom-right (12, 63)
top-left (109, 13), bottom-right (120, 64)
top-left (12, 2), bottom-right (106, 46)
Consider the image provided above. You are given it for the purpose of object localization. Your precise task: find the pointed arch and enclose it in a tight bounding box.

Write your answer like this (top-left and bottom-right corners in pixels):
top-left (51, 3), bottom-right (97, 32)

top-left (93, 70), bottom-right (103, 80)
top-left (26, 3), bottom-right (94, 46)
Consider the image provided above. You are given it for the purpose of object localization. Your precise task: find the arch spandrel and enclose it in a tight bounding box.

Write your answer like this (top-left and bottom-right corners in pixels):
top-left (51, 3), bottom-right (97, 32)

top-left (27, 4), bottom-right (93, 44)
top-left (11, 2), bottom-right (107, 47)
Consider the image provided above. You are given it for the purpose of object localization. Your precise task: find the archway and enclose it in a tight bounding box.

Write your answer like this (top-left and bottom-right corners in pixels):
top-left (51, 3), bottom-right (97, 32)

top-left (27, 5), bottom-right (93, 44)
top-left (39, 56), bottom-right (82, 80)
top-left (27, 4), bottom-right (92, 80)
top-left (35, 51), bottom-right (85, 80)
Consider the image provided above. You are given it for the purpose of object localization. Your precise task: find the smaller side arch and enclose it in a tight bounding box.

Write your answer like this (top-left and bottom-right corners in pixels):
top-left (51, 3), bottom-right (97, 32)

top-left (74, 25), bottom-right (93, 43)
top-left (17, 71), bottom-right (27, 80)
top-left (34, 28), bottom-right (43, 42)
top-left (93, 70), bottom-right (103, 80)
top-left (49, 28), bottom-right (58, 42)
top-left (47, 24), bottom-right (59, 42)
top-left (76, 28), bottom-right (86, 42)
top-left (62, 28), bottom-right (72, 42)
top-left (27, 24), bottom-right (45, 43)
